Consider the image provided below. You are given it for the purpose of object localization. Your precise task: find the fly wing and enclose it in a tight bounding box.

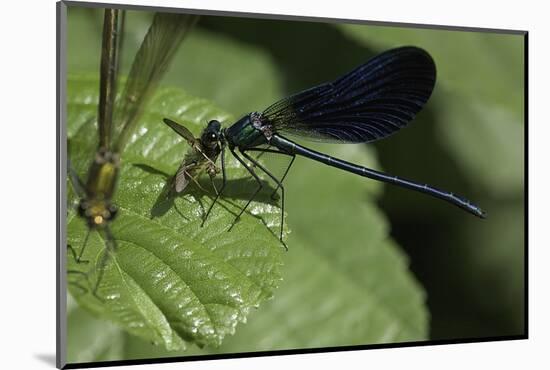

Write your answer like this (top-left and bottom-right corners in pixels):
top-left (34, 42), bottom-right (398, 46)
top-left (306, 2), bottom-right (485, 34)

top-left (262, 47), bottom-right (436, 143)
top-left (163, 118), bottom-right (197, 145)
top-left (174, 164), bottom-right (191, 193)
top-left (113, 13), bottom-right (199, 152)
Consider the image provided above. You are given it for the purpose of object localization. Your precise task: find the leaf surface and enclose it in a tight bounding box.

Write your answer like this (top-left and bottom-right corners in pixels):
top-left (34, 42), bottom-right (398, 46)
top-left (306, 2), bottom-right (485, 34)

top-left (67, 76), bottom-right (285, 350)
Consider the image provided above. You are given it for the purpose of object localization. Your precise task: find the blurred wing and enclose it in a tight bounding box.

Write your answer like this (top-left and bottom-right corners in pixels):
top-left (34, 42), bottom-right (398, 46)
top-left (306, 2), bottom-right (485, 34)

top-left (113, 13), bottom-right (199, 152)
top-left (98, 9), bottom-right (123, 150)
top-left (163, 118), bottom-right (197, 145)
top-left (262, 47), bottom-right (436, 143)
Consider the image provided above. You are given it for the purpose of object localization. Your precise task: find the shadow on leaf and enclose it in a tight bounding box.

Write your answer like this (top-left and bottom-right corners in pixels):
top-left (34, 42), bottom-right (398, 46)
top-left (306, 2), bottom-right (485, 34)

top-left (133, 162), bottom-right (281, 232)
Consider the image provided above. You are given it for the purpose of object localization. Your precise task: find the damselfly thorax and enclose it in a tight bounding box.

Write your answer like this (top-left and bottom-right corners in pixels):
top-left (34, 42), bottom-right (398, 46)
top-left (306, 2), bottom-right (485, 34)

top-left (78, 148), bottom-right (120, 228)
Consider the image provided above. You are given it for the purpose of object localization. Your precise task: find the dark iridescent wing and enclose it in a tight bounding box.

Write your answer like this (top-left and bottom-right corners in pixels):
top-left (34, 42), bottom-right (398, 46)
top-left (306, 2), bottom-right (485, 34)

top-left (262, 47), bottom-right (436, 143)
top-left (113, 13), bottom-right (199, 152)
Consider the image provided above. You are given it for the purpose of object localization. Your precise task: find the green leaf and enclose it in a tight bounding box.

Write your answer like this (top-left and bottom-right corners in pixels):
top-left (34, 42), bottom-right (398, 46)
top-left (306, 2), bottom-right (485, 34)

top-left (72, 143), bottom-right (427, 361)
top-left (214, 143), bottom-right (428, 350)
top-left (67, 75), bottom-right (285, 351)
top-left (198, 239), bottom-right (426, 352)
top-left (185, 144), bottom-right (428, 353)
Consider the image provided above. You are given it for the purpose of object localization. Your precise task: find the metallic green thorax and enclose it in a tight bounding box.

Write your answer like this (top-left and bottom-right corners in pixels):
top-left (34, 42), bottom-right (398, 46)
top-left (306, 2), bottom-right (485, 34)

top-left (224, 113), bottom-right (268, 149)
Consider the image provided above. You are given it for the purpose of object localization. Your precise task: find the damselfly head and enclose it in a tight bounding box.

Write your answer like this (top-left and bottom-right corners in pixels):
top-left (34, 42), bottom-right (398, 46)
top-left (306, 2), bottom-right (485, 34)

top-left (95, 148), bottom-right (121, 166)
top-left (78, 199), bottom-right (118, 228)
